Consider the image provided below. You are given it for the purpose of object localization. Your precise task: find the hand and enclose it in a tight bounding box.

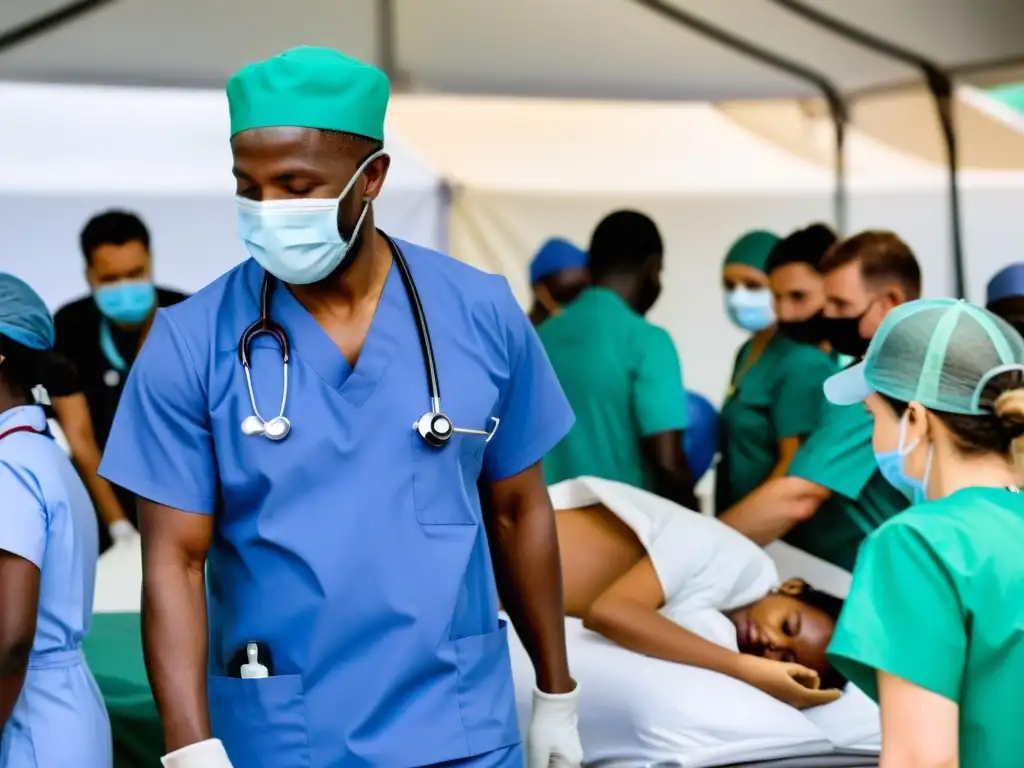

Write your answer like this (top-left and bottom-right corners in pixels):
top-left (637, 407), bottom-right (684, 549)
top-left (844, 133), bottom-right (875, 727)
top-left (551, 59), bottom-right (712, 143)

top-left (734, 655), bottom-right (842, 710)
top-left (161, 738), bottom-right (234, 768)
top-left (108, 519), bottom-right (139, 545)
top-left (527, 683), bottom-right (584, 768)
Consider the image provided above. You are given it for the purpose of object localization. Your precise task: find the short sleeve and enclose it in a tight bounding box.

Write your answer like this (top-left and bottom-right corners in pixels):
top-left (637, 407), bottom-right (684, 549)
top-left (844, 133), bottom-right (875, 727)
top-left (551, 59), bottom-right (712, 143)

top-left (98, 310), bottom-right (218, 514)
top-left (828, 521), bottom-right (966, 703)
top-left (633, 326), bottom-right (688, 437)
top-left (771, 349), bottom-right (835, 440)
top-left (787, 400), bottom-right (876, 499)
top-left (0, 461), bottom-right (47, 568)
top-left (482, 282), bottom-right (575, 482)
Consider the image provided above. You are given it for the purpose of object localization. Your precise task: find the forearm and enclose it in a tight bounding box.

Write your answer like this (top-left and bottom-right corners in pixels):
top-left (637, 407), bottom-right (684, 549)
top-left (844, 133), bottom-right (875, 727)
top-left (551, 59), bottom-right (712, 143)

top-left (651, 466), bottom-right (699, 510)
top-left (880, 750), bottom-right (957, 768)
top-left (142, 559), bottom-right (212, 751)
top-left (488, 501), bottom-right (573, 694)
top-left (0, 649), bottom-right (29, 733)
top-left (720, 479), bottom-right (820, 545)
top-left (78, 458), bottom-right (130, 527)
top-left (583, 599), bottom-right (740, 677)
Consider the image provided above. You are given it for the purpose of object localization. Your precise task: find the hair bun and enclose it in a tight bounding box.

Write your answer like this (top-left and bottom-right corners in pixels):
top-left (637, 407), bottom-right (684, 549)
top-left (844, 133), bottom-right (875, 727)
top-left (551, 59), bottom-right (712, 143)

top-left (994, 388), bottom-right (1024, 438)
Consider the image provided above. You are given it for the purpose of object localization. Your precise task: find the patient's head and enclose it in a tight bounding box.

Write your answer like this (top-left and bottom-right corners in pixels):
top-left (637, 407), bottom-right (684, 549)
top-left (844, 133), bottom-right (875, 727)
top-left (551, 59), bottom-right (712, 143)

top-left (729, 579), bottom-right (846, 689)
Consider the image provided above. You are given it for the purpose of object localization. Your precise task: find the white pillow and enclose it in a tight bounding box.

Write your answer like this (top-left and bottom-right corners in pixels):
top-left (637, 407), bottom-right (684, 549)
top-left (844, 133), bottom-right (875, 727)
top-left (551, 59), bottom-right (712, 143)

top-left (507, 617), bottom-right (833, 767)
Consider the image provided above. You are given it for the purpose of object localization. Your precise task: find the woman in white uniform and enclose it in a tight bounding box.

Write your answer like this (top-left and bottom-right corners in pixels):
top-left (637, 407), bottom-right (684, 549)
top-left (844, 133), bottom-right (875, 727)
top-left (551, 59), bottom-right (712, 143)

top-left (550, 477), bottom-right (843, 709)
top-left (0, 274), bottom-right (111, 768)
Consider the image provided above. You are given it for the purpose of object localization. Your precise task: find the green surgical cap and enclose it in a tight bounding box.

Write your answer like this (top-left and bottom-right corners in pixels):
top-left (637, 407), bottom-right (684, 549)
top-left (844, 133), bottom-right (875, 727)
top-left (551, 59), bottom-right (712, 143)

top-left (227, 46), bottom-right (390, 140)
top-left (825, 298), bottom-right (1024, 415)
top-left (723, 230), bottom-right (781, 273)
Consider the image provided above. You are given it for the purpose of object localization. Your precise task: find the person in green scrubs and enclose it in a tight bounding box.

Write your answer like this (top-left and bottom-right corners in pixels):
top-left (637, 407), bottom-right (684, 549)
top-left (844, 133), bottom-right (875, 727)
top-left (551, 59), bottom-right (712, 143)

top-left (722, 231), bottom-right (920, 570)
top-left (539, 210), bottom-right (698, 509)
top-left (716, 225), bottom-right (839, 513)
top-left (823, 297), bottom-right (1024, 768)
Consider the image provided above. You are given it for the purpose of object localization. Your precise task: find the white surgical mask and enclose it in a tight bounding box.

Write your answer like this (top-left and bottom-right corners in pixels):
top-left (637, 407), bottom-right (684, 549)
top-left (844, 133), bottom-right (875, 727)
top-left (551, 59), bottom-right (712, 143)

top-left (236, 150), bottom-right (385, 285)
top-left (726, 287), bottom-right (775, 333)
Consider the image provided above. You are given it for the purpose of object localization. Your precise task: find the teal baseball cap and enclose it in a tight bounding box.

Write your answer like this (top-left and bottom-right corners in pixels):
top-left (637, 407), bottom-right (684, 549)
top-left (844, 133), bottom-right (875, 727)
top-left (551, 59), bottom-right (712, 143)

top-left (825, 297), bottom-right (1024, 415)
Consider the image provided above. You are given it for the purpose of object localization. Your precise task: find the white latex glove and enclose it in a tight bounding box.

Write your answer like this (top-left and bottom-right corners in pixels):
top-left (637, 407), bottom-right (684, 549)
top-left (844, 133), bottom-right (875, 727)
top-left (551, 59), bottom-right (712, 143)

top-left (527, 683), bottom-right (584, 768)
top-left (161, 739), bottom-right (234, 768)
top-left (108, 519), bottom-right (139, 544)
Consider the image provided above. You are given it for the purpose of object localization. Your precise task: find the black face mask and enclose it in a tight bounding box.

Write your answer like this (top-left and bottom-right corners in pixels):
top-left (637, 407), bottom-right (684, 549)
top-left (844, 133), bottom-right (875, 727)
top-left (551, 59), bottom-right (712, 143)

top-left (778, 312), bottom-right (829, 345)
top-left (825, 315), bottom-right (869, 357)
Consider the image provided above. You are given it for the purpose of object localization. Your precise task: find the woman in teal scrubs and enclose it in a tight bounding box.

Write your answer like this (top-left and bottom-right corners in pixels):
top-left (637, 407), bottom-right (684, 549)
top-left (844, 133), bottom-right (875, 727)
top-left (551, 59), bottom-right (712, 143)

top-left (716, 226), bottom-right (838, 513)
top-left (824, 297), bottom-right (1024, 767)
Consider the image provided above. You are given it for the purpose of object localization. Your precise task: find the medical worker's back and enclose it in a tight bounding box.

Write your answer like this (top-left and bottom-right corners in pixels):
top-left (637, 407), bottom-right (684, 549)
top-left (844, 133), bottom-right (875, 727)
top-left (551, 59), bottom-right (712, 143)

top-left (0, 406), bottom-right (110, 768)
top-left (539, 288), bottom-right (686, 491)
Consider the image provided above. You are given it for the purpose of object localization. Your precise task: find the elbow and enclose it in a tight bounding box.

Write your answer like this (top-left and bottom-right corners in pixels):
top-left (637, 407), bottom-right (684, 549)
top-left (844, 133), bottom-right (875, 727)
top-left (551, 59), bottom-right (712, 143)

top-left (790, 496), bottom-right (822, 524)
top-left (581, 599), bottom-right (618, 636)
top-left (0, 637), bottom-right (33, 678)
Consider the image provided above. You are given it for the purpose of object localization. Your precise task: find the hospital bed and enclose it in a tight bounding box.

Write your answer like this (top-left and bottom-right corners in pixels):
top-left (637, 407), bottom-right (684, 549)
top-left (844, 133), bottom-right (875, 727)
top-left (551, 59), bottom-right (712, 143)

top-left (503, 542), bottom-right (878, 768)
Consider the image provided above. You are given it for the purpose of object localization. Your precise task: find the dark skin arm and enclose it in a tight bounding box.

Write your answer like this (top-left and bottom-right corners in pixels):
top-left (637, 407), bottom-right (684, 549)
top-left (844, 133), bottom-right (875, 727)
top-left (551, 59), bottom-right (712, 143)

top-left (642, 429), bottom-right (700, 510)
top-left (480, 462), bottom-right (574, 694)
top-left (0, 552), bottom-right (40, 733)
top-left (138, 499), bottom-right (214, 752)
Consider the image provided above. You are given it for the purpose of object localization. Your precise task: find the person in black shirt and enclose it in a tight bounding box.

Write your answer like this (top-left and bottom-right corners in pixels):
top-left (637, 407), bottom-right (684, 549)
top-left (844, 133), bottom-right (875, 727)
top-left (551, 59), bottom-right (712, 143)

top-left (50, 210), bottom-right (188, 553)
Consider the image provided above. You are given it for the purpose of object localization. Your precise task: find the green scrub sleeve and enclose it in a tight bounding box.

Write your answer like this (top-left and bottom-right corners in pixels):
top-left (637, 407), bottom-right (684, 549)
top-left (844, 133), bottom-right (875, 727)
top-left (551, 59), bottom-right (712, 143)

top-left (633, 326), bottom-right (688, 437)
top-left (787, 401), bottom-right (876, 499)
top-left (827, 519), bottom-right (966, 703)
top-left (771, 348), bottom-right (835, 440)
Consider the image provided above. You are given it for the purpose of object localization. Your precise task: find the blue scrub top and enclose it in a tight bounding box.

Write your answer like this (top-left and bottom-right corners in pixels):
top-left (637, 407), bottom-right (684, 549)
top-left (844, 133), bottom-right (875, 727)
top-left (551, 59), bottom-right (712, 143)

top-left (98, 239), bottom-right (574, 768)
top-left (0, 405), bottom-right (110, 768)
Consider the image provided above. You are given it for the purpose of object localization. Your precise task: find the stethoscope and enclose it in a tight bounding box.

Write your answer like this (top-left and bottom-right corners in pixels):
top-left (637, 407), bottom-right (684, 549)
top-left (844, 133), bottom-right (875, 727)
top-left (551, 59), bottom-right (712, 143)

top-left (238, 234), bottom-right (500, 447)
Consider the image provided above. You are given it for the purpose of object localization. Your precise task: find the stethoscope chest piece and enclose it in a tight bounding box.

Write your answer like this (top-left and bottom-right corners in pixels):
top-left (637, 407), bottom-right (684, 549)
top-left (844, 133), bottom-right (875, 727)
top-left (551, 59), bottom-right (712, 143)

top-left (241, 414), bottom-right (291, 441)
top-left (416, 411), bottom-right (453, 448)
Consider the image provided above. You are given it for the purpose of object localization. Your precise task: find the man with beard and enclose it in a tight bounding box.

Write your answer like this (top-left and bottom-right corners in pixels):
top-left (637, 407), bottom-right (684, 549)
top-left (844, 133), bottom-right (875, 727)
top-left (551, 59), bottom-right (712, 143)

top-left (528, 238), bottom-right (589, 326)
top-left (722, 231), bottom-right (920, 571)
top-left (538, 210), bottom-right (698, 508)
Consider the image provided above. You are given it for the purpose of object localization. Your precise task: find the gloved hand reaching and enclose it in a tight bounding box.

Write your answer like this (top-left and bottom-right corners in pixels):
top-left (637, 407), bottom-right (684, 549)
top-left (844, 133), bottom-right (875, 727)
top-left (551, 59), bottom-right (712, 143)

top-left (527, 682), bottom-right (584, 768)
top-left (161, 738), bottom-right (235, 768)
top-left (734, 654), bottom-right (842, 709)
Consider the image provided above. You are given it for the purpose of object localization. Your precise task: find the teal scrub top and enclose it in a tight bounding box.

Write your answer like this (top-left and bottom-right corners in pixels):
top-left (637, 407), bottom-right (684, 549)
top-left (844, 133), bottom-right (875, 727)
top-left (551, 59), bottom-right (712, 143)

top-left (538, 287), bottom-right (688, 491)
top-left (829, 487), bottom-right (1024, 768)
top-left (715, 332), bottom-right (838, 513)
top-left (785, 393), bottom-right (908, 571)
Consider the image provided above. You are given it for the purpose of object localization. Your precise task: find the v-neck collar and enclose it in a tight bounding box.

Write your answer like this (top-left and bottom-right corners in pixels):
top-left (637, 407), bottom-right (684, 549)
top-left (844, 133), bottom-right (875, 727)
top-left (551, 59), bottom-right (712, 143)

top-left (271, 260), bottom-right (403, 408)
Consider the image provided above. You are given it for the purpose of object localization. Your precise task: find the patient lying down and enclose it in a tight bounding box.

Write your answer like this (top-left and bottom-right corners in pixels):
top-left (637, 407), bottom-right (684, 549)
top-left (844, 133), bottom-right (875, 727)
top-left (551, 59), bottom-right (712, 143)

top-left (549, 477), bottom-right (845, 710)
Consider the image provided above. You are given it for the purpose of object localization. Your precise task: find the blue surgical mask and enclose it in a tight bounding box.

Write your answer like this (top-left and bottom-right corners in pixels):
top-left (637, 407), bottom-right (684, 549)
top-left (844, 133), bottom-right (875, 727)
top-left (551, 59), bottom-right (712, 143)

top-left (236, 150), bottom-right (384, 285)
top-left (726, 287), bottom-right (774, 333)
top-left (874, 411), bottom-right (932, 504)
top-left (94, 280), bottom-right (157, 326)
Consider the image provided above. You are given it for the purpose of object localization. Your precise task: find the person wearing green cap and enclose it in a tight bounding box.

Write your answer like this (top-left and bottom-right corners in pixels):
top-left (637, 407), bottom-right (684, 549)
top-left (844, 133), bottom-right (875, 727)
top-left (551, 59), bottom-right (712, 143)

top-left (715, 225), bottom-right (839, 514)
top-left (822, 297), bottom-right (1024, 768)
top-left (95, 47), bottom-right (582, 768)
top-left (722, 231), bottom-right (919, 571)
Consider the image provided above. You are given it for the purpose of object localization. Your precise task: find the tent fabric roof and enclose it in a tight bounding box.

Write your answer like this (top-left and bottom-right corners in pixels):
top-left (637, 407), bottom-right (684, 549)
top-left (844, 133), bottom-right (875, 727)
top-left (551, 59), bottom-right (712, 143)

top-left (0, 81), bottom-right (440, 194)
top-left (1, 0), bottom-right (1022, 99)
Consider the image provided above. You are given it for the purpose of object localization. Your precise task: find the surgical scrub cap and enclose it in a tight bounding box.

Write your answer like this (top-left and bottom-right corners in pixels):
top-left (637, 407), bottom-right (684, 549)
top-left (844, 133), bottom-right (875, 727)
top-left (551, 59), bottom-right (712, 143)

top-left (0, 273), bottom-right (55, 352)
top-left (227, 46), bottom-right (391, 140)
top-left (723, 230), bottom-right (781, 273)
top-left (986, 263), bottom-right (1024, 305)
top-left (530, 238), bottom-right (588, 284)
top-left (825, 297), bottom-right (1024, 415)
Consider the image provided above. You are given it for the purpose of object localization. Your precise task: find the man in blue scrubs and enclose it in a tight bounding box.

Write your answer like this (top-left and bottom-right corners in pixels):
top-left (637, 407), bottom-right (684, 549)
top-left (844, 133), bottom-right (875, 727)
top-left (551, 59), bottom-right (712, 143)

top-left (98, 47), bottom-right (583, 768)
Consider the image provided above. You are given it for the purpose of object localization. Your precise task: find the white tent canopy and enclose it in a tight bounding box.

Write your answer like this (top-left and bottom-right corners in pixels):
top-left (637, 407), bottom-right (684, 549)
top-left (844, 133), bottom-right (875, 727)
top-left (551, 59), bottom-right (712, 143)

top-left (0, 82), bottom-right (447, 309)
top-left (1, 0), bottom-right (1021, 98)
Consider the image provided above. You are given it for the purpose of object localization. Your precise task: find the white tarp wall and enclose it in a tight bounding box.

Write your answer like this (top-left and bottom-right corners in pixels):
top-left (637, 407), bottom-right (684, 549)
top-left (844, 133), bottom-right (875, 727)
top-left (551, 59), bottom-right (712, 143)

top-left (389, 96), bottom-right (1024, 405)
top-left (0, 82), bottom-right (448, 311)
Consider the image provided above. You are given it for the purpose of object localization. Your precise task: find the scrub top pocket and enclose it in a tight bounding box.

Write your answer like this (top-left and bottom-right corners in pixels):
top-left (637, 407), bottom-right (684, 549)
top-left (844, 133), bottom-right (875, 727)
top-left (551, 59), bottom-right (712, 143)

top-left (208, 674), bottom-right (311, 768)
top-left (412, 432), bottom-right (487, 525)
top-left (452, 620), bottom-right (521, 754)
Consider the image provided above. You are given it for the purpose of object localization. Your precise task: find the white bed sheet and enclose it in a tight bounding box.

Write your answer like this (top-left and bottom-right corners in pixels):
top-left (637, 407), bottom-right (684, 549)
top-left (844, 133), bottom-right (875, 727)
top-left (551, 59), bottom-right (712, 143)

top-left (506, 616), bottom-right (879, 767)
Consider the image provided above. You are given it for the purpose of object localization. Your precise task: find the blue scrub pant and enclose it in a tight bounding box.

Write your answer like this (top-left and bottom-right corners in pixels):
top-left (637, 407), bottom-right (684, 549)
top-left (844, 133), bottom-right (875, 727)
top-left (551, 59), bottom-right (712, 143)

top-left (432, 743), bottom-right (524, 768)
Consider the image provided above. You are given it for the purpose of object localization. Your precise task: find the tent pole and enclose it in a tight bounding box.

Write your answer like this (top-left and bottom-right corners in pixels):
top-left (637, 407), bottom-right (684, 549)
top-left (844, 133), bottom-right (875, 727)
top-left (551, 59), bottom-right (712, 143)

top-left (628, 0), bottom-right (848, 233)
top-left (0, 0), bottom-right (118, 55)
top-left (773, 0), bottom-right (966, 298)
